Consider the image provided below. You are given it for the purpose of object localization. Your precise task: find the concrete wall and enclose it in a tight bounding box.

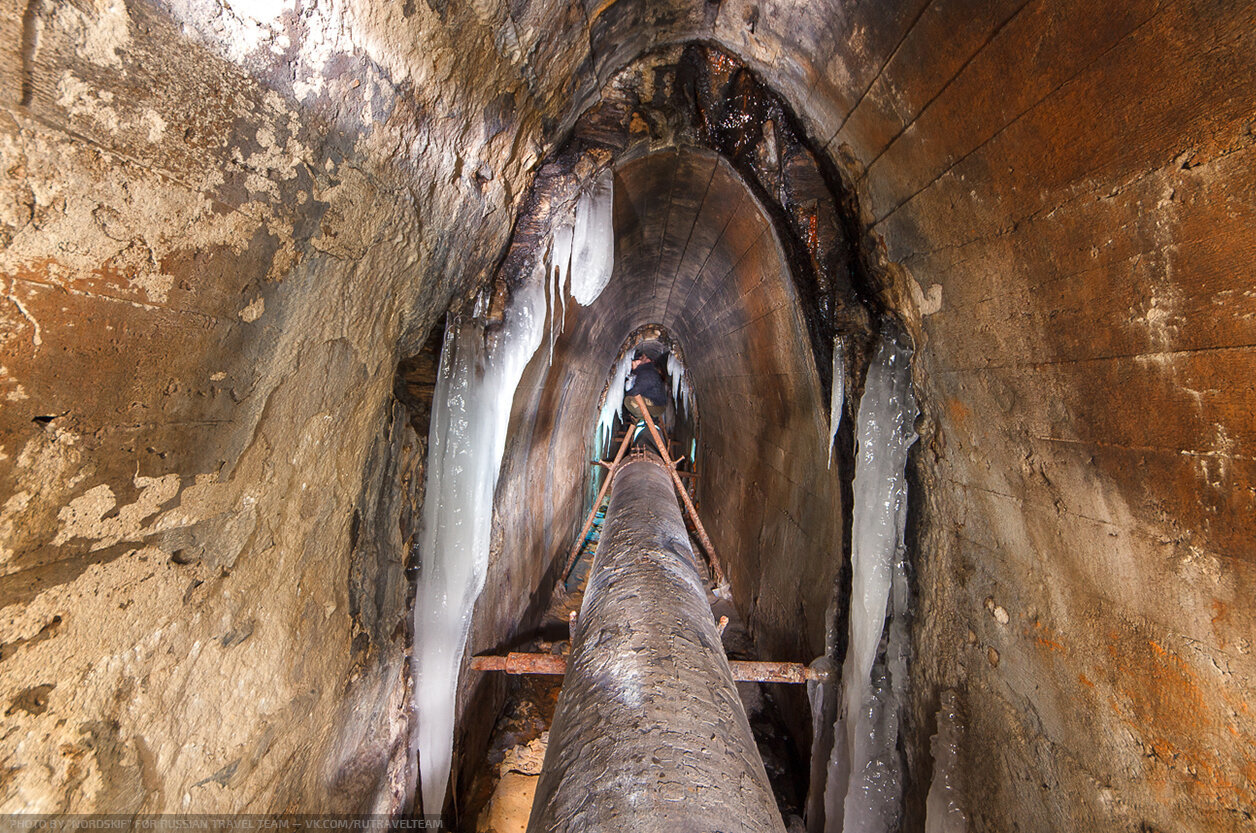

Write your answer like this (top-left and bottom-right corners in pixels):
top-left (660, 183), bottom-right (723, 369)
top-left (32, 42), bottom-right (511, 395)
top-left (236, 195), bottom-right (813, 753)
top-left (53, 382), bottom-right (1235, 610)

top-left (801, 3), bottom-right (1256, 830)
top-left (0, 0), bottom-right (584, 812)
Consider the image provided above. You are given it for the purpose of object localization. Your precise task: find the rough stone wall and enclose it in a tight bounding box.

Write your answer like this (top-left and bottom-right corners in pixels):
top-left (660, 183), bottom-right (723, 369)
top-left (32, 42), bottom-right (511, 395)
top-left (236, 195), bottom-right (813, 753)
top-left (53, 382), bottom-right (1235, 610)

top-left (776, 1), bottom-right (1256, 830)
top-left (0, 0), bottom-right (581, 812)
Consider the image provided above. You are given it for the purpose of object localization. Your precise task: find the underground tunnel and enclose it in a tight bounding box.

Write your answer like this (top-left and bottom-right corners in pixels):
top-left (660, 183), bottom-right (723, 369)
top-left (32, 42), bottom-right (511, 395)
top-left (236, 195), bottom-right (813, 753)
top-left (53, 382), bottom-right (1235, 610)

top-left (2, 1), bottom-right (1255, 832)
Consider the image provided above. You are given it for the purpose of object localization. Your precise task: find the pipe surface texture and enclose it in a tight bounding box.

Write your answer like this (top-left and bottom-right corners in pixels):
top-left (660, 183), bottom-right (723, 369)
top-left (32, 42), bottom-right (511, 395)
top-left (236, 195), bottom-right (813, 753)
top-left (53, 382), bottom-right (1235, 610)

top-left (528, 458), bottom-right (786, 832)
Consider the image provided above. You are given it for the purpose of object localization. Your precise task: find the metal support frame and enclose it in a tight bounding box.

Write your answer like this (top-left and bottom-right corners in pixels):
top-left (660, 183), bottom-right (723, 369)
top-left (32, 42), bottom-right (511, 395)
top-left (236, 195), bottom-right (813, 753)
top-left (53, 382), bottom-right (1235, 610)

top-left (632, 394), bottom-right (726, 586)
top-left (560, 427), bottom-right (635, 583)
top-left (471, 652), bottom-right (827, 684)
top-left (527, 457), bottom-right (785, 832)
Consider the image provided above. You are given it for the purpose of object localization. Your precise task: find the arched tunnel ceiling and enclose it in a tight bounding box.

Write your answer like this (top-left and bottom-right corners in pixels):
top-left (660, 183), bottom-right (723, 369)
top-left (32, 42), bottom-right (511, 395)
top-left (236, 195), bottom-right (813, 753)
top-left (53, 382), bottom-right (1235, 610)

top-left (566, 149), bottom-right (817, 400)
top-left (611, 151), bottom-right (784, 343)
top-left (489, 146), bottom-right (839, 685)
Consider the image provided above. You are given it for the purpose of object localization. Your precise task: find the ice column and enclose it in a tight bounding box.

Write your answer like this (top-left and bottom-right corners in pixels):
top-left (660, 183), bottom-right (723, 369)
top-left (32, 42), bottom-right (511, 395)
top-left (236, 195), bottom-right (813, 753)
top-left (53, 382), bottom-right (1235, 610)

top-left (412, 269), bottom-right (547, 815)
top-left (569, 171), bottom-right (615, 306)
top-left (806, 652), bottom-right (839, 833)
top-left (828, 336), bottom-right (846, 469)
top-left (548, 221), bottom-right (574, 365)
top-left (825, 330), bottom-right (919, 833)
top-left (596, 352), bottom-right (634, 458)
top-left (666, 352), bottom-right (694, 417)
top-left (925, 691), bottom-right (968, 833)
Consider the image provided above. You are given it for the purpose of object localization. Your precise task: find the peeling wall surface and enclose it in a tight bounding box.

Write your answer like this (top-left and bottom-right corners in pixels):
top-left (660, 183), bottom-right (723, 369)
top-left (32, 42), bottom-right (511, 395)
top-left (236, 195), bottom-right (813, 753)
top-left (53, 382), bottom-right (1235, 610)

top-left (0, 0), bottom-right (564, 812)
top-left (0, 0), bottom-right (1253, 828)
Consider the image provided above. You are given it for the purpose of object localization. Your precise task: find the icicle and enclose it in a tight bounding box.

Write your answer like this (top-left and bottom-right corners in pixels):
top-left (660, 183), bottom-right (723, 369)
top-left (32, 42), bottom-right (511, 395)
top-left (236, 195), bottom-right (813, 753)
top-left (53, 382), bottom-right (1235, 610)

top-left (596, 352), bottom-right (633, 458)
top-left (547, 218), bottom-right (575, 369)
top-left (828, 336), bottom-right (845, 469)
top-left (664, 352), bottom-right (694, 417)
top-left (547, 246), bottom-right (557, 367)
top-left (569, 171), bottom-right (614, 306)
top-left (558, 247), bottom-right (568, 335)
top-left (825, 330), bottom-right (919, 833)
top-left (412, 269), bottom-right (546, 815)
top-left (925, 690), bottom-right (968, 833)
top-left (806, 653), bottom-right (839, 831)
top-left (543, 203), bottom-right (578, 367)
top-left (666, 353), bottom-right (682, 415)
top-left (553, 217), bottom-right (574, 300)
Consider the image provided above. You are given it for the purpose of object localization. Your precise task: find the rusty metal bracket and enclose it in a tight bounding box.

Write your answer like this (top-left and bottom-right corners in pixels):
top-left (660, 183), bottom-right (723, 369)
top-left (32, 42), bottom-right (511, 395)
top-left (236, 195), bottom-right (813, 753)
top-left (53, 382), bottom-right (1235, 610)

top-left (470, 652), bottom-right (568, 675)
top-left (470, 652), bottom-right (829, 684)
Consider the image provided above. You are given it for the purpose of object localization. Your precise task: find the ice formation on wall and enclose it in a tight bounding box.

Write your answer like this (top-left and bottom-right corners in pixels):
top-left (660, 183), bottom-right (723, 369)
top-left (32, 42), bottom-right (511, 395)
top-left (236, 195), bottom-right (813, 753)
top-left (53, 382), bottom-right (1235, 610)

top-left (548, 221), bottom-right (574, 365)
top-left (596, 352), bottom-right (634, 459)
top-left (925, 690), bottom-right (968, 833)
top-left (807, 652), bottom-right (839, 831)
top-left (828, 336), bottom-right (846, 469)
top-left (542, 170), bottom-right (612, 363)
top-left (825, 330), bottom-right (919, 833)
top-left (569, 171), bottom-right (615, 306)
top-left (666, 351), bottom-right (694, 417)
top-left (412, 268), bottom-right (546, 815)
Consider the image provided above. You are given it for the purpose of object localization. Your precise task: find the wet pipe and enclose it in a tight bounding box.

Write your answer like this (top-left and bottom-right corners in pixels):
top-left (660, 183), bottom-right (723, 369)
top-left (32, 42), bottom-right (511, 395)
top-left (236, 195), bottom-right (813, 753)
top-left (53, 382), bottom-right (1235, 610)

top-left (527, 454), bottom-right (786, 833)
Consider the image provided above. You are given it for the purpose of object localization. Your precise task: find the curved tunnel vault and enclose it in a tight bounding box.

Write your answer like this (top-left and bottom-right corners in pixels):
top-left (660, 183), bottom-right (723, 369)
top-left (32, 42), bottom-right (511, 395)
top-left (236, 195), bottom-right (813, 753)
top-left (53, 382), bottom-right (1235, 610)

top-left (606, 149), bottom-right (841, 657)
top-left (467, 147), bottom-right (848, 816)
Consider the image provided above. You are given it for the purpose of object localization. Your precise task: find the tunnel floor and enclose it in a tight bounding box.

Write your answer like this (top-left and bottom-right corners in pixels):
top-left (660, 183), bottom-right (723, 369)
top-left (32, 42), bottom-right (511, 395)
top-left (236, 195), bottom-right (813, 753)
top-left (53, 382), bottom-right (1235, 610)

top-left (462, 536), bottom-right (808, 830)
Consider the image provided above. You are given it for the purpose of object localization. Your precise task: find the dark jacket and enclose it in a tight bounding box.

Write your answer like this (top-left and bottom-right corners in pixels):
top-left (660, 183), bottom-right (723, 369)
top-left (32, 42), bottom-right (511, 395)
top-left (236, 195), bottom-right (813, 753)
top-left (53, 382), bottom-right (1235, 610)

top-left (626, 360), bottom-right (668, 406)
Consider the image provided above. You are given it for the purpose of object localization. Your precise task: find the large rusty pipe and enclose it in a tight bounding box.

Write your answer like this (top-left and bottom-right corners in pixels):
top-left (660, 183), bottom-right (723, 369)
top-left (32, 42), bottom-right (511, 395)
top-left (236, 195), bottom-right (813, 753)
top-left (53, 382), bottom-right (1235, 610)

top-left (527, 457), bottom-right (786, 833)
